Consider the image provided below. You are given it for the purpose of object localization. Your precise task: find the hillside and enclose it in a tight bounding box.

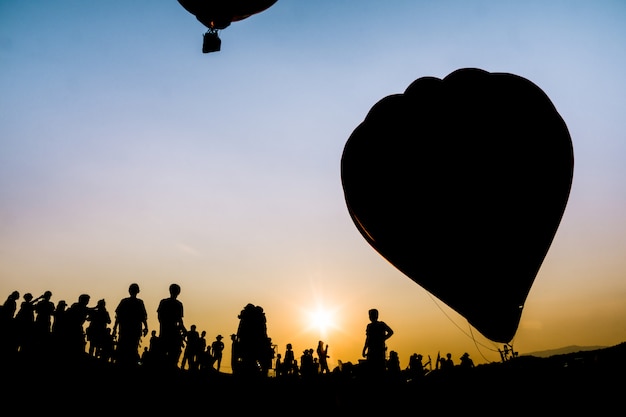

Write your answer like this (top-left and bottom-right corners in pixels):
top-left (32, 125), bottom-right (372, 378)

top-left (3, 341), bottom-right (625, 414)
top-left (523, 344), bottom-right (608, 358)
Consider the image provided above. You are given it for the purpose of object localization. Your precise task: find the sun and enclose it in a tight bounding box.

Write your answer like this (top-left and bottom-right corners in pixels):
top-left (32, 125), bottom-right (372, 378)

top-left (308, 308), bottom-right (334, 334)
top-left (296, 281), bottom-right (344, 339)
top-left (303, 303), bottom-right (341, 338)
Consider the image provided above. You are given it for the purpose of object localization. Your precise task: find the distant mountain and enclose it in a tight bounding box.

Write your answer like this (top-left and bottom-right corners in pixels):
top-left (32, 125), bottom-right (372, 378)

top-left (522, 345), bottom-right (608, 358)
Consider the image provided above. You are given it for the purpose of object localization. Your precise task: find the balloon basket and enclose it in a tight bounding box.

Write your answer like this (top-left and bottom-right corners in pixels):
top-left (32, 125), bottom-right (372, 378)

top-left (202, 29), bottom-right (221, 53)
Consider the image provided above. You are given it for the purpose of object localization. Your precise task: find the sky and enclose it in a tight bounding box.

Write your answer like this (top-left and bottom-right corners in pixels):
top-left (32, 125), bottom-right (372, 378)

top-left (1, 0), bottom-right (626, 372)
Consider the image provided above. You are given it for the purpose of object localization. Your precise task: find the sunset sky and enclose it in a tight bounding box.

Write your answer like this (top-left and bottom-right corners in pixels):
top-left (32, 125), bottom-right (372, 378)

top-left (2, 1), bottom-right (625, 372)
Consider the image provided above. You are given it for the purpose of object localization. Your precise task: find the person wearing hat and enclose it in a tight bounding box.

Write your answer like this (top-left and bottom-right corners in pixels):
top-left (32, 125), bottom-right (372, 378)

top-left (211, 334), bottom-right (225, 372)
top-left (459, 352), bottom-right (475, 369)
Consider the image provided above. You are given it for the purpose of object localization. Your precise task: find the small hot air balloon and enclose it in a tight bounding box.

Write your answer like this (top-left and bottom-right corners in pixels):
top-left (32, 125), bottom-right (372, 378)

top-left (341, 68), bottom-right (574, 343)
top-left (178, 0), bottom-right (278, 53)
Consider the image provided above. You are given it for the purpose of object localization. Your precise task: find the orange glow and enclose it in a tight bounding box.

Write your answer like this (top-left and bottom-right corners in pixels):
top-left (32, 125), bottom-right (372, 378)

top-left (302, 303), bottom-right (341, 339)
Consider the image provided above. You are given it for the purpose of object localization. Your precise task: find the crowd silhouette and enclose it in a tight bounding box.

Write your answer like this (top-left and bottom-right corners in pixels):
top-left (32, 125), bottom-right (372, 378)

top-left (0, 284), bottom-right (480, 384)
top-left (0, 285), bottom-right (622, 413)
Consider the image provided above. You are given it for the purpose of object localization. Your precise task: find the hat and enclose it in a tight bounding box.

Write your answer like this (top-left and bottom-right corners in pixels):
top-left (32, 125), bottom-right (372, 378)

top-left (216, 334), bottom-right (223, 339)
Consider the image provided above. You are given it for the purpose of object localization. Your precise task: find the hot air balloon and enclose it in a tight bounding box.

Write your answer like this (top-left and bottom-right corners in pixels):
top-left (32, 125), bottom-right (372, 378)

top-left (178, 0), bottom-right (278, 53)
top-left (341, 68), bottom-right (574, 343)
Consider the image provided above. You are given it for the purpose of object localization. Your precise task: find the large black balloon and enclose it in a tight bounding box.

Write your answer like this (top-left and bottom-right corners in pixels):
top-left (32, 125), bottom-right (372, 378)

top-left (178, 0), bottom-right (278, 30)
top-left (341, 68), bottom-right (574, 343)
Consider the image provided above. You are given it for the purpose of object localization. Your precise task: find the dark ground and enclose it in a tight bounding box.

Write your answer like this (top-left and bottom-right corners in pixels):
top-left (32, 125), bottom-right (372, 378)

top-left (3, 342), bottom-right (624, 415)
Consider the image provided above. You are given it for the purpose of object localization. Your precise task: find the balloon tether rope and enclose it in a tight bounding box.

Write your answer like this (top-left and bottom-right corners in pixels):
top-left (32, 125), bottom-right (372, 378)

top-left (426, 292), bottom-right (506, 363)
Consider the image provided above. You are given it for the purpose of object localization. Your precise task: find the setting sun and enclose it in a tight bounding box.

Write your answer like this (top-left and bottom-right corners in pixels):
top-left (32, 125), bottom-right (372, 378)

top-left (308, 308), bottom-right (334, 334)
top-left (301, 302), bottom-right (342, 340)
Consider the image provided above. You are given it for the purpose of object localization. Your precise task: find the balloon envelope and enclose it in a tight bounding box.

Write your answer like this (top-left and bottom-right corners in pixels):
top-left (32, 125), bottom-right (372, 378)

top-left (341, 68), bottom-right (574, 343)
top-left (178, 0), bottom-right (278, 30)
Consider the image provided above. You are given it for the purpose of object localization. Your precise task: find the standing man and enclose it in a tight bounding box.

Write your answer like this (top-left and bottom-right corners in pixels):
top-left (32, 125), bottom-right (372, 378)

top-left (113, 283), bottom-right (149, 367)
top-left (181, 324), bottom-right (200, 370)
top-left (0, 291), bottom-right (20, 357)
top-left (362, 308), bottom-right (394, 376)
top-left (33, 290), bottom-right (55, 352)
top-left (157, 283), bottom-right (186, 369)
top-left (317, 340), bottom-right (330, 374)
top-left (211, 334), bottom-right (225, 372)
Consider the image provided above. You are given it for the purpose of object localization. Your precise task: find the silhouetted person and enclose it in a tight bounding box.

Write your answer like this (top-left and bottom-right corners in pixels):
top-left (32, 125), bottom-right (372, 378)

top-left (1, 291), bottom-right (20, 320)
top-left (86, 299), bottom-right (111, 359)
top-left (459, 352), bottom-right (474, 369)
top-left (197, 334), bottom-right (215, 372)
top-left (235, 303), bottom-right (262, 374)
top-left (157, 283), bottom-right (186, 369)
top-left (211, 334), bottom-right (225, 372)
top-left (438, 352), bottom-right (454, 371)
top-left (149, 329), bottom-right (159, 350)
top-left (230, 333), bottom-right (239, 373)
top-left (300, 348), bottom-right (316, 379)
top-left (317, 340), bottom-right (330, 374)
top-left (408, 353), bottom-right (427, 379)
top-left (192, 330), bottom-right (208, 370)
top-left (0, 290), bottom-right (20, 357)
top-left (261, 337), bottom-right (275, 376)
top-left (283, 343), bottom-right (296, 376)
top-left (50, 300), bottom-right (68, 356)
top-left (387, 350), bottom-right (402, 380)
top-left (292, 359), bottom-right (300, 376)
top-left (148, 329), bottom-right (161, 362)
top-left (362, 308), bottom-right (393, 376)
top-left (234, 303), bottom-right (272, 376)
top-left (33, 291), bottom-right (55, 350)
top-left (274, 353), bottom-right (283, 377)
top-left (15, 293), bottom-right (37, 356)
top-left (65, 294), bottom-right (93, 360)
top-left (112, 283), bottom-right (149, 368)
top-left (30, 291), bottom-right (54, 361)
top-left (181, 324), bottom-right (200, 370)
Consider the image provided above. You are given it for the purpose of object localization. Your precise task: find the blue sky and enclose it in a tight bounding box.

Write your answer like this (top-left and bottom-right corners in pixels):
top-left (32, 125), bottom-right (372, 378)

top-left (1, 1), bottom-right (625, 370)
